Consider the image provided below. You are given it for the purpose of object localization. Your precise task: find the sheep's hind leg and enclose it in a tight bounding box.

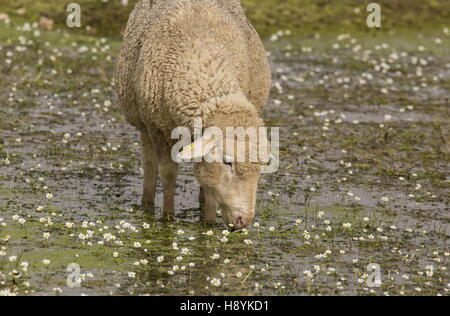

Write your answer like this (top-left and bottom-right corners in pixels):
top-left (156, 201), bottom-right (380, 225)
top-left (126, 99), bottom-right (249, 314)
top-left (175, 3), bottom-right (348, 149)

top-left (199, 186), bottom-right (205, 209)
top-left (141, 131), bottom-right (158, 209)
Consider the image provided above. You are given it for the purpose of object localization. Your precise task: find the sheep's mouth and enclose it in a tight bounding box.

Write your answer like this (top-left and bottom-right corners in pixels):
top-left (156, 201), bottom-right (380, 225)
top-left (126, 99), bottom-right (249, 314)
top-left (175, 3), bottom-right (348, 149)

top-left (219, 205), bottom-right (254, 230)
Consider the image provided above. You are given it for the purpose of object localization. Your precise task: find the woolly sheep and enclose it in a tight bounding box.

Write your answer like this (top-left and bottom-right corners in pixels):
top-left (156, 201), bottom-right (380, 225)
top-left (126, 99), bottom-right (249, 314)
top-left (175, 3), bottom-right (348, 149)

top-left (115, 0), bottom-right (271, 229)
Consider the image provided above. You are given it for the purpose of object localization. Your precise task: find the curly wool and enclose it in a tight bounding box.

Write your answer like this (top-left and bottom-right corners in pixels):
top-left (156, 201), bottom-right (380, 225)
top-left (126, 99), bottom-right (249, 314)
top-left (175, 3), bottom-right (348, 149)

top-left (115, 0), bottom-right (271, 148)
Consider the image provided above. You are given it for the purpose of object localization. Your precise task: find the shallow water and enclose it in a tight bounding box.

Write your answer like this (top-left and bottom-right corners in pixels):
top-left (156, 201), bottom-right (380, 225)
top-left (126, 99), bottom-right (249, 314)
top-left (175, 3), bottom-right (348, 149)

top-left (0, 26), bottom-right (449, 296)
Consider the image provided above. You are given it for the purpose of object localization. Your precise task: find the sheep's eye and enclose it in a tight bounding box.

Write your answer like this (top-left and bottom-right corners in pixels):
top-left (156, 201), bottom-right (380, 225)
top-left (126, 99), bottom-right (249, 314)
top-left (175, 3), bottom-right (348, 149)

top-left (224, 161), bottom-right (233, 167)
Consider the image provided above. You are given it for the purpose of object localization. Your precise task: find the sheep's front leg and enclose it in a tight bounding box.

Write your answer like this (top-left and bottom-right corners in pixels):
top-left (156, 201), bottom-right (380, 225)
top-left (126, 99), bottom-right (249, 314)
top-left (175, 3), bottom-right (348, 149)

top-left (141, 131), bottom-right (158, 208)
top-left (203, 188), bottom-right (218, 224)
top-left (158, 155), bottom-right (179, 215)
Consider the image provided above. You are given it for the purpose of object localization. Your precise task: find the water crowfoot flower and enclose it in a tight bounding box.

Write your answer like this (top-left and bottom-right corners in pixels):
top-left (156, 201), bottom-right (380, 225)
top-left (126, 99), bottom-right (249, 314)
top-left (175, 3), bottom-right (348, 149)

top-left (211, 278), bottom-right (221, 287)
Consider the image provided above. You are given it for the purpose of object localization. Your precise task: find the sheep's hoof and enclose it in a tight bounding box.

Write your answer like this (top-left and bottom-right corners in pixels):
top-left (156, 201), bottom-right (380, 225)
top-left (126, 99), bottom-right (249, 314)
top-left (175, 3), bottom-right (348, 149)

top-left (202, 217), bottom-right (217, 226)
top-left (141, 199), bottom-right (155, 210)
top-left (162, 211), bottom-right (175, 222)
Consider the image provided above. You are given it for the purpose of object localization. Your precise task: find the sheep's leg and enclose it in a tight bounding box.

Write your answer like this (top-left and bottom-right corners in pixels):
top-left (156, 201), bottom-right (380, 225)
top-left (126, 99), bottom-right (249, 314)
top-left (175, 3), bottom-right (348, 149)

top-left (199, 186), bottom-right (205, 209)
top-left (141, 131), bottom-right (158, 208)
top-left (158, 149), bottom-right (179, 215)
top-left (203, 188), bottom-right (218, 224)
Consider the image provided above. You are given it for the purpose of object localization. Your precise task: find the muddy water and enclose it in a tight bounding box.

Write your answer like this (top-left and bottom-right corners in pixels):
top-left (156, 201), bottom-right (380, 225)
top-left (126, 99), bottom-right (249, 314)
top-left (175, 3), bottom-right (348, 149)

top-left (0, 27), bottom-right (449, 296)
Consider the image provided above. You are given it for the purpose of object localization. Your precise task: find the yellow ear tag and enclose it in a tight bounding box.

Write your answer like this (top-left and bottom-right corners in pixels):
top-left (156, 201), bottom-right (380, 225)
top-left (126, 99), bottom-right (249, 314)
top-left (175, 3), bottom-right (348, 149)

top-left (183, 143), bottom-right (195, 152)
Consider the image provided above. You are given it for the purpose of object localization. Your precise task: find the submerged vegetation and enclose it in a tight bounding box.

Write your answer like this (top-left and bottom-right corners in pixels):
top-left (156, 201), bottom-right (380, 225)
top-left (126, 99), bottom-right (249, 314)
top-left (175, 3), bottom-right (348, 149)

top-left (0, 0), bottom-right (449, 296)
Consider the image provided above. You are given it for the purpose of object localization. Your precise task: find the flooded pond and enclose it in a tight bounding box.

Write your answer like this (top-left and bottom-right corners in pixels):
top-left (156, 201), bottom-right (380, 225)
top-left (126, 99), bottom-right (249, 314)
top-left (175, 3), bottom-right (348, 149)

top-left (0, 23), bottom-right (449, 296)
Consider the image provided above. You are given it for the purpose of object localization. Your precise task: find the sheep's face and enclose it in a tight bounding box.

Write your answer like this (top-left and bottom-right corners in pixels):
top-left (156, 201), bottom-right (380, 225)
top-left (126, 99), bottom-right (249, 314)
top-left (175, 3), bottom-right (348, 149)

top-left (178, 130), bottom-right (269, 229)
top-left (197, 161), bottom-right (260, 229)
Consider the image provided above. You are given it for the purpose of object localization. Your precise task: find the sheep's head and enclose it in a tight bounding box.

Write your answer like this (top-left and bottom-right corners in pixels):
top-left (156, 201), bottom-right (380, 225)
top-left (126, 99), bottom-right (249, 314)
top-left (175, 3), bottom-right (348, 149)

top-left (177, 111), bottom-right (271, 229)
top-left (197, 159), bottom-right (261, 230)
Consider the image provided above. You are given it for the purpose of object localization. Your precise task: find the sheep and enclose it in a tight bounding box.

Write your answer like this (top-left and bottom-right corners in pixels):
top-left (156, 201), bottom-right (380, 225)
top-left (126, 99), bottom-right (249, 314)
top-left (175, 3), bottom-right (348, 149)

top-left (115, 0), bottom-right (271, 229)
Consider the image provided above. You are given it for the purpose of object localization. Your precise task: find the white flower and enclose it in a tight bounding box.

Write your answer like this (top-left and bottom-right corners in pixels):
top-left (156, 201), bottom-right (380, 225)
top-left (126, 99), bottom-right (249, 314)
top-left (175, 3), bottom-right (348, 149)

top-left (181, 248), bottom-right (190, 255)
top-left (211, 278), bottom-right (221, 287)
top-left (157, 256), bottom-right (164, 263)
top-left (53, 287), bottom-right (63, 294)
top-left (303, 270), bottom-right (314, 279)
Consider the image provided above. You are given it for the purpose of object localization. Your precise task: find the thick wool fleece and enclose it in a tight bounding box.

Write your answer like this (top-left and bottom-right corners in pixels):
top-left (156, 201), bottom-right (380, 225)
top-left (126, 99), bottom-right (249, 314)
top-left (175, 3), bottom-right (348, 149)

top-left (115, 0), bottom-right (271, 144)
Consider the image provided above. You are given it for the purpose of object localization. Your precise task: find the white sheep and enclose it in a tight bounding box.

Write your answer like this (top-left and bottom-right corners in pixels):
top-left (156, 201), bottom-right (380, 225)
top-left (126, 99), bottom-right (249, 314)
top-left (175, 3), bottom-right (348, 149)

top-left (115, 0), bottom-right (271, 229)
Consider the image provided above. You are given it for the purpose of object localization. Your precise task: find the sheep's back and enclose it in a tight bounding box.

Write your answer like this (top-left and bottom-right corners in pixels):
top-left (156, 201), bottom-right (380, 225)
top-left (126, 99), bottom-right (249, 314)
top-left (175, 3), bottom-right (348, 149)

top-left (116, 0), bottom-right (271, 138)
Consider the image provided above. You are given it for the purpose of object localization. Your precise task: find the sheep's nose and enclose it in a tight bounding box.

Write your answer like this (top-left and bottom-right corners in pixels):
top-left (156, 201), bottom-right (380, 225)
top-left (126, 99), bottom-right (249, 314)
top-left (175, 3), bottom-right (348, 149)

top-left (231, 211), bottom-right (254, 230)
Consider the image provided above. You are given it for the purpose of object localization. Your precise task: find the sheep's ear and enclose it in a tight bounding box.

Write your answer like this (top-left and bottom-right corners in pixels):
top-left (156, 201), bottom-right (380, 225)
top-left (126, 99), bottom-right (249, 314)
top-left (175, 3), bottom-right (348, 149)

top-left (177, 133), bottom-right (218, 162)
